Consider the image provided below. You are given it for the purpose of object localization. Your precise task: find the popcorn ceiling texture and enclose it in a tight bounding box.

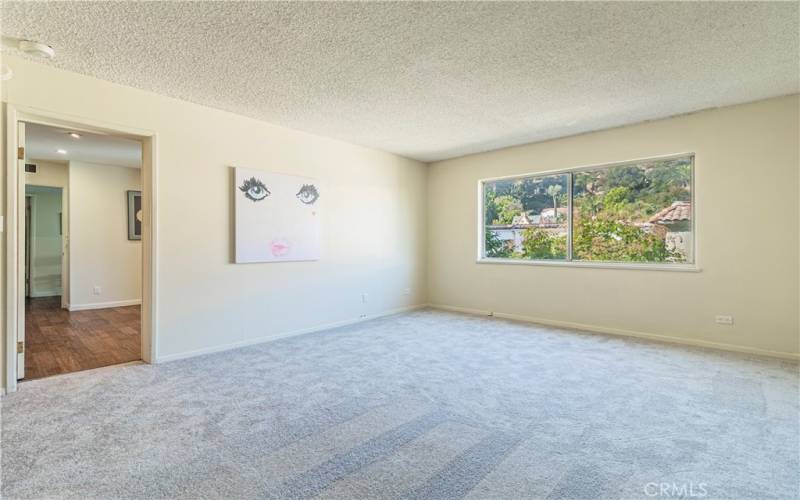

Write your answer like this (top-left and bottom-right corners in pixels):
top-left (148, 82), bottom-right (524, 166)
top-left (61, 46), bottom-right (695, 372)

top-left (1, 2), bottom-right (798, 162)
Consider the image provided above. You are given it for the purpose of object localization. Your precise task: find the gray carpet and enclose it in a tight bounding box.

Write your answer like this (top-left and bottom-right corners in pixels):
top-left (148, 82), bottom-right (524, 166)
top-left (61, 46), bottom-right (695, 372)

top-left (2, 309), bottom-right (798, 499)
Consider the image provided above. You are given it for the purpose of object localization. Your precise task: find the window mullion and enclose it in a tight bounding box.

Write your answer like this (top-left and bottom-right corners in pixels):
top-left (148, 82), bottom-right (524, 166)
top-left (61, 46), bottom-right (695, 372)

top-left (567, 172), bottom-right (573, 261)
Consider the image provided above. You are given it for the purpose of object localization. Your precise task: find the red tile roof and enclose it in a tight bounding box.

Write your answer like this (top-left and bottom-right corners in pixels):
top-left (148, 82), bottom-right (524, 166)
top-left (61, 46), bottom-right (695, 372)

top-left (649, 201), bottom-right (691, 224)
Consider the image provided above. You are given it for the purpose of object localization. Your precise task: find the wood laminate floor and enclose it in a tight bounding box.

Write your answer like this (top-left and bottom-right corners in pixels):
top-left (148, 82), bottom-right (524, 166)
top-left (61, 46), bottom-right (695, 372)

top-left (24, 296), bottom-right (141, 380)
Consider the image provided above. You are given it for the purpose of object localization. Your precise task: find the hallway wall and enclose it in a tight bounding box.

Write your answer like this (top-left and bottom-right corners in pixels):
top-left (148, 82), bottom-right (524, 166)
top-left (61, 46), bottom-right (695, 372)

top-left (68, 161), bottom-right (142, 309)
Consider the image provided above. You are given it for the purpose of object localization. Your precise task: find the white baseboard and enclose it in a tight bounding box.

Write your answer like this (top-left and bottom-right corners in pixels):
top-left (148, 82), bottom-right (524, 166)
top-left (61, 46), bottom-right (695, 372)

top-left (155, 304), bottom-right (427, 363)
top-left (428, 303), bottom-right (800, 361)
top-left (68, 299), bottom-right (141, 311)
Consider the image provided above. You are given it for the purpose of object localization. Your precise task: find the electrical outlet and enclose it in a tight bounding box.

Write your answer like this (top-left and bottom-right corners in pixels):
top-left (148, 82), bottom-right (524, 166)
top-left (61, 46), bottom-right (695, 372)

top-left (361, 293), bottom-right (368, 303)
top-left (403, 288), bottom-right (411, 296)
top-left (715, 315), bottom-right (733, 325)
top-left (93, 286), bottom-right (102, 296)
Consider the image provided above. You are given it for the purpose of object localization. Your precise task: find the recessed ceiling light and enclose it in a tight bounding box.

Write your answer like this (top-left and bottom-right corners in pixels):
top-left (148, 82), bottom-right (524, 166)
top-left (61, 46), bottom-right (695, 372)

top-left (18, 40), bottom-right (55, 60)
top-left (56, 149), bottom-right (67, 155)
top-left (68, 132), bottom-right (81, 139)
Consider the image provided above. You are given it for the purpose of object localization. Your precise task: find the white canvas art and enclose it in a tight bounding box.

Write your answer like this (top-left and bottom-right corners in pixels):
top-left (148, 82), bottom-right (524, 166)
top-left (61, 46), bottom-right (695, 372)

top-left (234, 167), bottom-right (321, 263)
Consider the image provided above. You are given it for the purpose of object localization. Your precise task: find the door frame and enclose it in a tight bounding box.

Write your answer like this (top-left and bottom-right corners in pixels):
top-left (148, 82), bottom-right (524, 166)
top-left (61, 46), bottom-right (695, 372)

top-left (24, 194), bottom-right (32, 298)
top-left (5, 105), bottom-right (159, 393)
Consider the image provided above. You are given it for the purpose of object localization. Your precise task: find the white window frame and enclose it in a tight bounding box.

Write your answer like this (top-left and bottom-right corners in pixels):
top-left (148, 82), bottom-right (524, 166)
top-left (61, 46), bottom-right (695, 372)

top-left (477, 153), bottom-right (698, 272)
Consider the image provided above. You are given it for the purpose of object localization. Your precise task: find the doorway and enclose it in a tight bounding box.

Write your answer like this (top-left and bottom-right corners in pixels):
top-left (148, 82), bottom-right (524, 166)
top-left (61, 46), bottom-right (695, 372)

top-left (6, 106), bottom-right (157, 392)
top-left (21, 126), bottom-right (143, 381)
top-left (24, 185), bottom-right (63, 301)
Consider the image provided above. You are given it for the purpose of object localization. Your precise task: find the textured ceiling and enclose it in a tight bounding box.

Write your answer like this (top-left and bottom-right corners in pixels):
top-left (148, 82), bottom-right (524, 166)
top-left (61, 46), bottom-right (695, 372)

top-left (1, 2), bottom-right (798, 162)
top-left (26, 123), bottom-right (142, 168)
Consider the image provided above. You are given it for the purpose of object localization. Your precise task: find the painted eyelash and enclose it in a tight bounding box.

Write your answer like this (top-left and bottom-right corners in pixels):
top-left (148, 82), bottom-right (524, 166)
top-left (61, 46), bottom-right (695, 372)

top-left (296, 184), bottom-right (320, 205)
top-left (239, 177), bottom-right (270, 202)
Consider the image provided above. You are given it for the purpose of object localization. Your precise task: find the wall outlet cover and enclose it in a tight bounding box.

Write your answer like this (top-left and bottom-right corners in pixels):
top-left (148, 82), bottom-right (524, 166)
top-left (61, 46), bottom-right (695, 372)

top-left (715, 315), bottom-right (734, 325)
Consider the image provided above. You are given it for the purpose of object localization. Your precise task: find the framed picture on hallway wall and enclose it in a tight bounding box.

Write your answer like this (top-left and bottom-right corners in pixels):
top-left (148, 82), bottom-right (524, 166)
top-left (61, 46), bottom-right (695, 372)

top-left (234, 167), bottom-right (321, 263)
top-left (127, 190), bottom-right (142, 240)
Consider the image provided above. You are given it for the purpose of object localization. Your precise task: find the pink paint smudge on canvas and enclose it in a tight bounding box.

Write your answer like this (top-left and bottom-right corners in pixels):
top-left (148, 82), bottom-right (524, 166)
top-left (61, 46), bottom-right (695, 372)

top-left (271, 239), bottom-right (290, 256)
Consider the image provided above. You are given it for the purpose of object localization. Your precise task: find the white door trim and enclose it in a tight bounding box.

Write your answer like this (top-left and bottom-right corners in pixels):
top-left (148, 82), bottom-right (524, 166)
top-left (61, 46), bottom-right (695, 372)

top-left (4, 104), bottom-right (159, 393)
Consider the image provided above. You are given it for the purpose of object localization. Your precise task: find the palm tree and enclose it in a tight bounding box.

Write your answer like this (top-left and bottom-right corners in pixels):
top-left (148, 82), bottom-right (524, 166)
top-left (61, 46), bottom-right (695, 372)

top-left (546, 184), bottom-right (563, 222)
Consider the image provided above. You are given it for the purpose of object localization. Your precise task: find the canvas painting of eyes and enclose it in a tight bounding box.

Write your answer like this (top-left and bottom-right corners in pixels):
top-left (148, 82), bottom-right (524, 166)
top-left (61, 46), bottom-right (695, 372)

top-left (234, 167), bottom-right (321, 263)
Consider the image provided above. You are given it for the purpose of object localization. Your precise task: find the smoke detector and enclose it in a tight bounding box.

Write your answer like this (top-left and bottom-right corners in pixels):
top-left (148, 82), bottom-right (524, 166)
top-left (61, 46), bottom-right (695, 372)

top-left (18, 40), bottom-right (55, 59)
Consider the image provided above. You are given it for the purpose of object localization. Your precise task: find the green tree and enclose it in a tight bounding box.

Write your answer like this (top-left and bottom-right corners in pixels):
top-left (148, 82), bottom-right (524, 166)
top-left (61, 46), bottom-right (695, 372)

top-left (546, 184), bottom-right (563, 222)
top-left (603, 186), bottom-right (631, 213)
top-left (643, 161), bottom-right (691, 209)
top-left (493, 195), bottom-right (523, 225)
top-left (573, 214), bottom-right (676, 262)
top-left (485, 229), bottom-right (512, 258)
top-left (484, 189), bottom-right (498, 226)
top-left (606, 165), bottom-right (649, 191)
top-left (521, 229), bottom-right (566, 260)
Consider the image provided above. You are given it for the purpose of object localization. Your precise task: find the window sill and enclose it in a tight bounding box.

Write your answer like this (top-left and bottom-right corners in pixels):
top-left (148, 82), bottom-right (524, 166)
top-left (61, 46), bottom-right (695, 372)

top-left (476, 258), bottom-right (700, 272)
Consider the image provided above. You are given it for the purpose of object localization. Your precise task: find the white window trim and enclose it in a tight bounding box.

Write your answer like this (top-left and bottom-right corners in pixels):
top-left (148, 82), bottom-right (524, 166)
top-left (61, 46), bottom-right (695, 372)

top-left (477, 152), bottom-right (698, 271)
top-left (475, 259), bottom-right (700, 272)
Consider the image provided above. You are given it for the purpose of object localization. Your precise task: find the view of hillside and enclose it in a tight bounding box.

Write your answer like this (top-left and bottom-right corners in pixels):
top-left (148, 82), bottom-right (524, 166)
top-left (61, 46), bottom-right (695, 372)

top-left (484, 156), bottom-right (693, 263)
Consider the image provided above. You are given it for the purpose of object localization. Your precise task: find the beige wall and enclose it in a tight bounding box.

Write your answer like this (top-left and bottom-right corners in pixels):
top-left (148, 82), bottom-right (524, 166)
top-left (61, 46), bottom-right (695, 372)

top-left (1, 55), bottom-right (428, 389)
top-left (68, 161), bottom-right (141, 308)
top-left (25, 159), bottom-right (68, 188)
top-left (428, 95), bottom-right (799, 357)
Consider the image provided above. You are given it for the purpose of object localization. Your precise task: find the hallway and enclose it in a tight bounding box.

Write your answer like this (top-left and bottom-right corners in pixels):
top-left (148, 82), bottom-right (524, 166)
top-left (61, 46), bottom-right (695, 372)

top-left (24, 297), bottom-right (140, 380)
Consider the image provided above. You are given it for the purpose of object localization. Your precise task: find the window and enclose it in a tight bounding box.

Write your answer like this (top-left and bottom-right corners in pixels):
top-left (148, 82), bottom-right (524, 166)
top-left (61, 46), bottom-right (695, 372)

top-left (481, 154), bottom-right (694, 267)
